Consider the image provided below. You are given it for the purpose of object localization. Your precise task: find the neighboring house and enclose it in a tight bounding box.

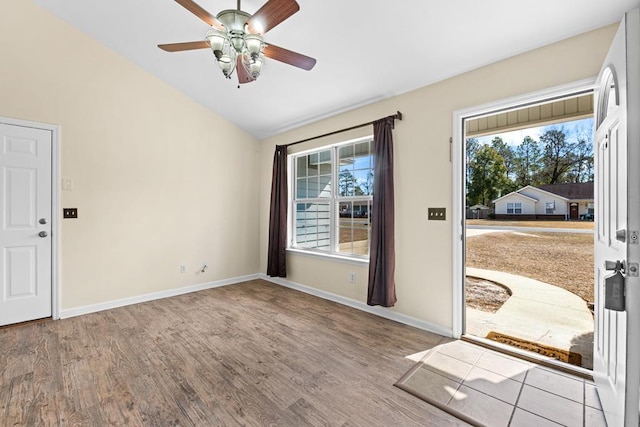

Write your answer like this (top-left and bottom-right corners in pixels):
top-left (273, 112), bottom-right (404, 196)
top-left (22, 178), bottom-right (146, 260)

top-left (493, 182), bottom-right (594, 220)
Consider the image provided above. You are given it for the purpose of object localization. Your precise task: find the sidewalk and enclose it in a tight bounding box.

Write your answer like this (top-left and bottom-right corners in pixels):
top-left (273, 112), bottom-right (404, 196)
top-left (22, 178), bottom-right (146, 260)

top-left (466, 267), bottom-right (594, 369)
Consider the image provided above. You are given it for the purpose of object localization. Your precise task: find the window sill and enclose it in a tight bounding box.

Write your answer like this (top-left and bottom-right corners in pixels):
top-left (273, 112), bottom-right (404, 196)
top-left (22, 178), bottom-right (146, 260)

top-left (286, 248), bottom-right (369, 266)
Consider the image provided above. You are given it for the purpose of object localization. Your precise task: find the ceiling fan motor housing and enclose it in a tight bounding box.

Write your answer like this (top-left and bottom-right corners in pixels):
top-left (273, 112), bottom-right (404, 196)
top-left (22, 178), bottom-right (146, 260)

top-left (217, 10), bottom-right (251, 34)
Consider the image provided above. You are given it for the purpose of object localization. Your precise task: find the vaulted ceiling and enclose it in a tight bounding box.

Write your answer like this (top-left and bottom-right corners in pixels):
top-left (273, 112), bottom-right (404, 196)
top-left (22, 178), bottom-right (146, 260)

top-left (33, 0), bottom-right (639, 139)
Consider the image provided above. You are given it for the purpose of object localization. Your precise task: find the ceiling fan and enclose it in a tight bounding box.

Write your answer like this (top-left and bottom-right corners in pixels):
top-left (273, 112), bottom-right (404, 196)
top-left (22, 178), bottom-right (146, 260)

top-left (158, 0), bottom-right (316, 84)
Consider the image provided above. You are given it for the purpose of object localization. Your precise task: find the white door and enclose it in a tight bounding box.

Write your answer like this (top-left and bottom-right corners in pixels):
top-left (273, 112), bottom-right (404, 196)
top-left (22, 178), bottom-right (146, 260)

top-left (0, 123), bottom-right (52, 326)
top-left (593, 9), bottom-right (640, 427)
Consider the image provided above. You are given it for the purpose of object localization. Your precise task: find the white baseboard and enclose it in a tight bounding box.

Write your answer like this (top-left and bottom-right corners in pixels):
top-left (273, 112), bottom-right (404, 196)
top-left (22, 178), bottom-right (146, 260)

top-left (59, 273), bottom-right (261, 319)
top-left (260, 274), bottom-right (452, 338)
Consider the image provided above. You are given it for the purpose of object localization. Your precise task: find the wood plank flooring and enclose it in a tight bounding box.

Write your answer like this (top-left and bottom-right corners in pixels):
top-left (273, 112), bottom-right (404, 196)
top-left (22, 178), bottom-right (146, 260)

top-left (0, 279), bottom-right (467, 426)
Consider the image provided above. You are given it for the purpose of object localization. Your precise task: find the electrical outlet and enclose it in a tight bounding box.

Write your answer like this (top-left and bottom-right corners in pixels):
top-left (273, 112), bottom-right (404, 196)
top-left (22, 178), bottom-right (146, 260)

top-left (63, 208), bottom-right (78, 219)
top-left (180, 264), bottom-right (186, 273)
top-left (349, 272), bottom-right (356, 283)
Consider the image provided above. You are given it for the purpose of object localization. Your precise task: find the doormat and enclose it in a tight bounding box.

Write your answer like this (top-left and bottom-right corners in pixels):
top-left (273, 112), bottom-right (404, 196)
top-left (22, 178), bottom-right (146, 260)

top-left (486, 332), bottom-right (582, 367)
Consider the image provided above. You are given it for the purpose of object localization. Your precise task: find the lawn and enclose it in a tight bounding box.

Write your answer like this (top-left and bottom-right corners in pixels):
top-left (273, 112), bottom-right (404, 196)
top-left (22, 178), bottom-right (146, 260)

top-left (466, 231), bottom-right (594, 303)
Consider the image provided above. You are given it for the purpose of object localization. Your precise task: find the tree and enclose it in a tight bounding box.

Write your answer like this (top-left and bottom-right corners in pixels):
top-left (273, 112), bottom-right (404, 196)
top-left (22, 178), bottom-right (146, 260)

top-left (339, 169), bottom-right (356, 196)
top-left (539, 126), bottom-right (593, 184)
top-left (467, 145), bottom-right (509, 206)
top-left (513, 136), bottom-right (542, 187)
top-left (566, 129), bottom-right (594, 183)
top-left (490, 137), bottom-right (516, 182)
top-left (466, 138), bottom-right (480, 190)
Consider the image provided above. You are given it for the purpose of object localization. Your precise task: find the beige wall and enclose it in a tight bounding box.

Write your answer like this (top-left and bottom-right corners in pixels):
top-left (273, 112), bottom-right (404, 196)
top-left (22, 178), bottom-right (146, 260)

top-left (0, 1), bottom-right (260, 309)
top-left (259, 25), bottom-right (617, 332)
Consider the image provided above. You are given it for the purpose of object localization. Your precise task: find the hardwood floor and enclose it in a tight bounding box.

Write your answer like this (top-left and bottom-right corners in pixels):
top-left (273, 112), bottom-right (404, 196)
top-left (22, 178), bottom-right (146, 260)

top-left (0, 279), bottom-right (467, 426)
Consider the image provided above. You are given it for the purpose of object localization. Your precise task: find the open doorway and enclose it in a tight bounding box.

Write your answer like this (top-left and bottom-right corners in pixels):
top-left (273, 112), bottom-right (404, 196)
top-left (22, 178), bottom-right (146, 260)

top-left (454, 85), bottom-right (596, 372)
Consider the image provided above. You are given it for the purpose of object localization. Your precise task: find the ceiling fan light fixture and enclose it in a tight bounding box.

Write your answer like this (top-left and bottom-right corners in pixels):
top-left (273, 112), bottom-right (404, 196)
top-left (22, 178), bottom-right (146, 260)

top-left (247, 54), bottom-right (265, 79)
top-left (218, 53), bottom-right (236, 78)
top-left (205, 29), bottom-right (227, 59)
top-left (244, 34), bottom-right (264, 57)
top-left (161, 0), bottom-right (316, 84)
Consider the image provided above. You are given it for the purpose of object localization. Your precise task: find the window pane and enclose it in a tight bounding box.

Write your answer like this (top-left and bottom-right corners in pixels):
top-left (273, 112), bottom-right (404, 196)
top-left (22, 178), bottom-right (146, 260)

top-left (296, 156), bottom-right (307, 178)
top-left (319, 150), bottom-right (331, 163)
top-left (295, 203), bottom-right (331, 250)
top-left (338, 201), bottom-right (371, 256)
top-left (296, 178), bottom-right (307, 199)
top-left (339, 145), bottom-right (354, 160)
top-left (338, 170), bottom-right (355, 196)
top-left (308, 161), bottom-right (318, 176)
top-left (353, 170), bottom-right (372, 196)
top-left (307, 176), bottom-right (319, 198)
top-left (319, 175), bottom-right (331, 198)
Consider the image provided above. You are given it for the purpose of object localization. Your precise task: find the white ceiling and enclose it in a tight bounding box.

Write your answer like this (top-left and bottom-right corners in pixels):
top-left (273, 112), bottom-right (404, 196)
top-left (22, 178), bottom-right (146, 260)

top-left (33, 0), bottom-right (638, 139)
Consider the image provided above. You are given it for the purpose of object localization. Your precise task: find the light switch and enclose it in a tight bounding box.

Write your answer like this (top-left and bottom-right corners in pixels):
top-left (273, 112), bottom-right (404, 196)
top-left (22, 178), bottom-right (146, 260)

top-left (62, 178), bottom-right (74, 190)
top-left (428, 208), bottom-right (446, 221)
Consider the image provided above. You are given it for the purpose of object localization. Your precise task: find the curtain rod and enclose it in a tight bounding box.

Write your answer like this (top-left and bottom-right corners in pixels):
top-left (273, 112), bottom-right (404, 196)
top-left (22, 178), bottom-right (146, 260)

top-left (284, 111), bottom-right (403, 148)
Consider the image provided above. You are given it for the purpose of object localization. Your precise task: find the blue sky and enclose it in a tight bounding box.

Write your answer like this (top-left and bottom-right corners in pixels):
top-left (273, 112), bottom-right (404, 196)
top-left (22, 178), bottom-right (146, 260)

top-left (476, 117), bottom-right (594, 147)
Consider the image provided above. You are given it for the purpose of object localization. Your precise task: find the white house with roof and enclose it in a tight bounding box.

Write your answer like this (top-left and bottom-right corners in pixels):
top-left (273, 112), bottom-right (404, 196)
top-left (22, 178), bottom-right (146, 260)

top-left (493, 182), bottom-right (594, 220)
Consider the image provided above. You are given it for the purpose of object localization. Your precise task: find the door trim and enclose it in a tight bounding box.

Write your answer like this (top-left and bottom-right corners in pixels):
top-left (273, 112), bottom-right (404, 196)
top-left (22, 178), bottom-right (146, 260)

top-left (451, 78), bottom-right (596, 338)
top-left (0, 116), bottom-right (61, 321)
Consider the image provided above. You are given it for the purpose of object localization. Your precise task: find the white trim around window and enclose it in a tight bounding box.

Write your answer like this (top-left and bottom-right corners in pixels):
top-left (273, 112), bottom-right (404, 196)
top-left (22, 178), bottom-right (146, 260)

top-left (289, 136), bottom-right (374, 261)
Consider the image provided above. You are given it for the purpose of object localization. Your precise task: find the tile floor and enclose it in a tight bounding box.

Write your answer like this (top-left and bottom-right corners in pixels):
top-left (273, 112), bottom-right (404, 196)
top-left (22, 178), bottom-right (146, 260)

top-left (399, 340), bottom-right (607, 426)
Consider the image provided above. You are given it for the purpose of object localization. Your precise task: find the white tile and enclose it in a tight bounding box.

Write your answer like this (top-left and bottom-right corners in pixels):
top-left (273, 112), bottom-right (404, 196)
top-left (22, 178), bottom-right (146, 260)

top-left (524, 366), bottom-right (584, 403)
top-left (435, 340), bottom-right (484, 365)
top-left (402, 365), bottom-right (460, 405)
top-left (422, 351), bottom-right (473, 383)
top-left (585, 406), bottom-right (607, 427)
top-left (448, 385), bottom-right (513, 427)
top-left (462, 366), bottom-right (522, 405)
top-left (517, 385), bottom-right (583, 427)
top-left (585, 382), bottom-right (602, 409)
top-left (475, 351), bottom-right (530, 382)
top-left (510, 408), bottom-right (563, 426)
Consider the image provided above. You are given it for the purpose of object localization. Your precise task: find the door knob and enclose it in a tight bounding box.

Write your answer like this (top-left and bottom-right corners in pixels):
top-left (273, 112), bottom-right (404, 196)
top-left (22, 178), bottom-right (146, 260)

top-left (39, 218), bottom-right (47, 225)
top-left (38, 231), bottom-right (48, 238)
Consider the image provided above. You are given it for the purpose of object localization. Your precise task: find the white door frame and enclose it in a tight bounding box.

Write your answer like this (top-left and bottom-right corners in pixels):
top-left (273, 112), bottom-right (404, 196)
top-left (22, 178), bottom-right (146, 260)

top-left (451, 78), bottom-right (596, 338)
top-left (1, 116), bottom-right (61, 321)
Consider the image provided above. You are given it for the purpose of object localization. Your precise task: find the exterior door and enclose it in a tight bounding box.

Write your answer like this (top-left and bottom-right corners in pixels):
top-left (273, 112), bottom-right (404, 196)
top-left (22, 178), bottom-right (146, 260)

top-left (569, 203), bottom-right (579, 219)
top-left (593, 9), bottom-right (640, 427)
top-left (0, 123), bottom-right (52, 326)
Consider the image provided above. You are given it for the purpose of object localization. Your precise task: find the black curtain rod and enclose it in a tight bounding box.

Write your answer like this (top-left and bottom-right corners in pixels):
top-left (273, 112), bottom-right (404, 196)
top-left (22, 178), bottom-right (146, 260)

top-left (284, 111), bottom-right (403, 148)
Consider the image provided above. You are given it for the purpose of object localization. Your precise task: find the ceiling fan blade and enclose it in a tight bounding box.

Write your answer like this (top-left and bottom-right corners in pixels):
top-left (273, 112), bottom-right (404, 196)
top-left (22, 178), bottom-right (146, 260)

top-left (158, 41), bottom-right (210, 52)
top-left (264, 44), bottom-right (316, 71)
top-left (174, 0), bottom-right (224, 30)
top-left (246, 0), bottom-right (299, 34)
top-left (236, 57), bottom-right (255, 84)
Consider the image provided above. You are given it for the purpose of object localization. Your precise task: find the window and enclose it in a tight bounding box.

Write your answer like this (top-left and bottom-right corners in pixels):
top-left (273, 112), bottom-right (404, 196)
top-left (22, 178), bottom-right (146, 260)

top-left (292, 137), bottom-right (374, 258)
top-left (507, 202), bottom-right (522, 214)
top-left (545, 201), bottom-right (555, 214)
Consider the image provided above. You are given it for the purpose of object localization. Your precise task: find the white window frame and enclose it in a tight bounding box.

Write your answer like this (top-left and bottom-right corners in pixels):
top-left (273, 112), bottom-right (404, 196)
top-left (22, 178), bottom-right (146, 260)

top-left (288, 136), bottom-right (374, 260)
top-left (545, 201), bottom-right (555, 214)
